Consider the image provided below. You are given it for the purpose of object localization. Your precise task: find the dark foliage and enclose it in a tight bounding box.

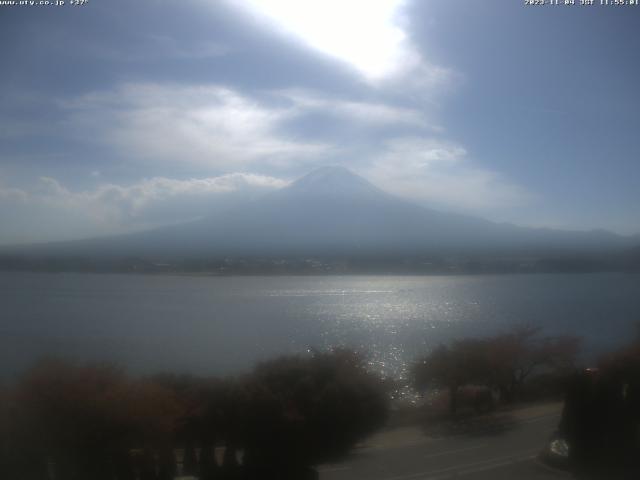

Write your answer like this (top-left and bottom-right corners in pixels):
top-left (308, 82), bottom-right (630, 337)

top-left (2, 349), bottom-right (388, 479)
top-left (412, 327), bottom-right (581, 415)
top-left (241, 349), bottom-right (389, 472)
top-left (559, 339), bottom-right (640, 477)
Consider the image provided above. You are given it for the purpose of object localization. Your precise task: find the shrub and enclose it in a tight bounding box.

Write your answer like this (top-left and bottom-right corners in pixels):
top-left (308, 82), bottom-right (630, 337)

top-left (241, 349), bottom-right (389, 474)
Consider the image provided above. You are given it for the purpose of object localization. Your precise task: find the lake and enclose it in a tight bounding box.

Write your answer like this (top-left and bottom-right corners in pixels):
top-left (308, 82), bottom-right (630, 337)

top-left (1, 272), bottom-right (639, 380)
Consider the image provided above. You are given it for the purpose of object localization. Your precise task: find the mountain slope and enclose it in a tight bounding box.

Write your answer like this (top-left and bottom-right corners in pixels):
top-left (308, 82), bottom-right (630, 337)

top-left (3, 166), bottom-right (637, 259)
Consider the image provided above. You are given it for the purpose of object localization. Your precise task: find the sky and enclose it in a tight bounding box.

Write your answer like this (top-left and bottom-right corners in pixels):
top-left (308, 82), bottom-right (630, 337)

top-left (0, 0), bottom-right (639, 245)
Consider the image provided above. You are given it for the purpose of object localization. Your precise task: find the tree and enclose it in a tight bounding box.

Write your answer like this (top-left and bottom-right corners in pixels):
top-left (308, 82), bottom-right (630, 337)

top-left (14, 359), bottom-right (134, 479)
top-left (5, 351), bottom-right (387, 480)
top-left (412, 340), bottom-right (489, 415)
top-left (14, 359), bottom-right (183, 480)
top-left (412, 328), bottom-right (582, 413)
top-left (559, 338), bottom-right (640, 474)
top-left (484, 327), bottom-right (581, 402)
top-left (240, 349), bottom-right (389, 478)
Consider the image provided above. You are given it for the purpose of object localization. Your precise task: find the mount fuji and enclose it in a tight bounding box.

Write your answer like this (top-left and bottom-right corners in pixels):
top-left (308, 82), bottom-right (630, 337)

top-left (2, 166), bottom-right (638, 266)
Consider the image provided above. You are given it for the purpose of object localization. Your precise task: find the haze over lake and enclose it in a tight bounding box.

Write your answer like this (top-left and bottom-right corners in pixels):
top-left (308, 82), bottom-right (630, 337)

top-left (2, 272), bottom-right (638, 380)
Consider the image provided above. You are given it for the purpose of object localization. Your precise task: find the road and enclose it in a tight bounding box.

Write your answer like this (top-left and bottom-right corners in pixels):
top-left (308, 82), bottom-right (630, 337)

top-left (319, 404), bottom-right (568, 480)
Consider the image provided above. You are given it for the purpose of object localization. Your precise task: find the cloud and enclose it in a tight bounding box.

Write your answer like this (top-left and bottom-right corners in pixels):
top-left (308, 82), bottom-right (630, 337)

top-left (62, 83), bottom-right (333, 170)
top-left (59, 83), bottom-right (444, 173)
top-left (0, 173), bottom-right (288, 244)
top-left (228, 0), bottom-right (455, 89)
top-left (364, 137), bottom-right (533, 215)
top-left (136, 34), bottom-right (231, 60)
top-left (0, 185), bottom-right (27, 201)
top-left (277, 89), bottom-right (437, 129)
top-left (73, 33), bottom-right (231, 64)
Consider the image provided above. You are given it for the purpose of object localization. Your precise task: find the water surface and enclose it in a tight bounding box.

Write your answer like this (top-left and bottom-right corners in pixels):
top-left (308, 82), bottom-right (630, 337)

top-left (1, 273), bottom-right (639, 379)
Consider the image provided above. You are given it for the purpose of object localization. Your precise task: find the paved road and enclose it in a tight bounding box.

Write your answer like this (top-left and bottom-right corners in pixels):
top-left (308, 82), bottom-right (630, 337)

top-left (319, 408), bottom-right (568, 480)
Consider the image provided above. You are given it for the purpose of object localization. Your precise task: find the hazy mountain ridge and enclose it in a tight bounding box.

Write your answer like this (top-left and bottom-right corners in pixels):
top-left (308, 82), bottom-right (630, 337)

top-left (1, 166), bottom-right (638, 272)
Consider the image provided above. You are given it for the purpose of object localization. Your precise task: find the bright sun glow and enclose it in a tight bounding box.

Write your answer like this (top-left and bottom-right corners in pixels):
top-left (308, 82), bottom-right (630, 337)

top-left (236, 0), bottom-right (413, 81)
